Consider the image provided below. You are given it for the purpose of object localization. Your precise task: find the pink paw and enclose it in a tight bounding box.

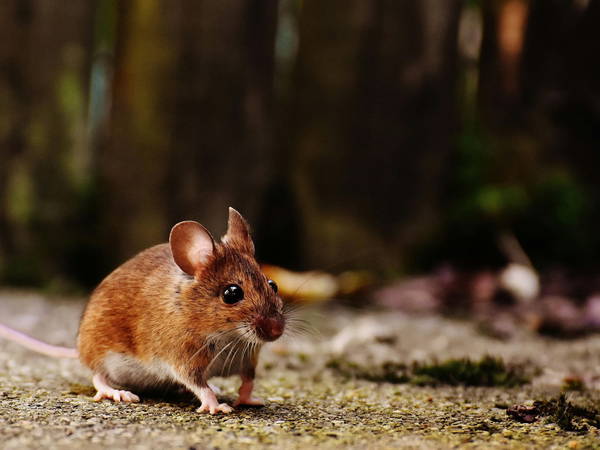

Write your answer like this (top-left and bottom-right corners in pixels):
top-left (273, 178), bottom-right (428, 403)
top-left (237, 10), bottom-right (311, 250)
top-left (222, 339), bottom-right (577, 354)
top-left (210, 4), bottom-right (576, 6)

top-left (197, 402), bottom-right (233, 414)
top-left (93, 388), bottom-right (140, 403)
top-left (92, 373), bottom-right (140, 403)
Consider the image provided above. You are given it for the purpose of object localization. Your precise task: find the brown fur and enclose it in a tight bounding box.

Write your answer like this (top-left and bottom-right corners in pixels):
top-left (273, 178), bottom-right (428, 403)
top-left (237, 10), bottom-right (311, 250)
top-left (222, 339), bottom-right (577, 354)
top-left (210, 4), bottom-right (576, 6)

top-left (77, 213), bottom-right (284, 392)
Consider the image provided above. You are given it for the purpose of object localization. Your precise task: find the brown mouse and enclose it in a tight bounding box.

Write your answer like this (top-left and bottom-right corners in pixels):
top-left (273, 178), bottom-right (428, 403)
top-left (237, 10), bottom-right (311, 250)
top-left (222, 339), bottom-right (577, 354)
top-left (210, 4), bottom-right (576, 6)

top-left (1, 208), bottom-right (286, 414)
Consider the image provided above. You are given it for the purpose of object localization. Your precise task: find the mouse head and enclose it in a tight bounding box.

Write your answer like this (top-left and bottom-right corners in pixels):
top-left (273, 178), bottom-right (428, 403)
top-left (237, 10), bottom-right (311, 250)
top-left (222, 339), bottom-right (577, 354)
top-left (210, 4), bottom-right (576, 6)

top-left (169, 207), bottom-right (285, 343)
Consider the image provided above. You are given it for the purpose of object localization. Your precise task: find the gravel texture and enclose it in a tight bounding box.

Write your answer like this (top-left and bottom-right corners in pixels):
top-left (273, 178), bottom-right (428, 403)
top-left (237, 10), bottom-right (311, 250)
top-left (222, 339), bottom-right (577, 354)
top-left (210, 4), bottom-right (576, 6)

top-left (1, 290), bottom-right (599, 449)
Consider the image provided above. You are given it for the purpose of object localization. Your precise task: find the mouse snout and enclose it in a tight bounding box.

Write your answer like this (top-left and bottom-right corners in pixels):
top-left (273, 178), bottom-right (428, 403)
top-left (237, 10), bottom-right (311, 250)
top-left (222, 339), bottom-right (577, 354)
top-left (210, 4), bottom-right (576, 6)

top-left (254, 315), bottom-right (284, 341)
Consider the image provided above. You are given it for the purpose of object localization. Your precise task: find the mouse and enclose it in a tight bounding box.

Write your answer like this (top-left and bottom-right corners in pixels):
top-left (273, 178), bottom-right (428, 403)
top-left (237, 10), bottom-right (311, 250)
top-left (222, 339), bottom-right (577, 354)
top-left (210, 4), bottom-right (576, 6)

top-left (0, 207), bottom-right (286, 414)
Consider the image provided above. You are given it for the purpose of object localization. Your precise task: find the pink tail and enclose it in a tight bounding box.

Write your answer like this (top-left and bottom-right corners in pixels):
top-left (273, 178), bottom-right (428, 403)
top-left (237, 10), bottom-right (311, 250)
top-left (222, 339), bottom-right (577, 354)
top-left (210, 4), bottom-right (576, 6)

top-left (0, 323), bottom-right (79, 359)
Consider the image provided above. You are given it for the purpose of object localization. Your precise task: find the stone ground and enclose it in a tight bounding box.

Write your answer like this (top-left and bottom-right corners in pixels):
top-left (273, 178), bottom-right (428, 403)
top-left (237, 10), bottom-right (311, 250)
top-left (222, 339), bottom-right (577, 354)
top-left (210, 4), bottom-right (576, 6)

top-left (1, 290), bottom-right (600, 449)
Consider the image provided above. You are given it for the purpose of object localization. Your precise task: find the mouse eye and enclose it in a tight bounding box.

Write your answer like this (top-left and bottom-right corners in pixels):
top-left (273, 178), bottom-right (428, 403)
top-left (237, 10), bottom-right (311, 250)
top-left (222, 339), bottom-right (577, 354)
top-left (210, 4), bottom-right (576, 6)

top-left (222, 284), bottom-right (244, 304)
top-left (268, 279), bottom-right (278, 293)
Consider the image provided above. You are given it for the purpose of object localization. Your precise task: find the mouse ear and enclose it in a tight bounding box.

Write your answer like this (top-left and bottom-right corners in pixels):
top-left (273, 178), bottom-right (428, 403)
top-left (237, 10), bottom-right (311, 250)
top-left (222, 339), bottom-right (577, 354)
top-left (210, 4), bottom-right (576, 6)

top-left (222, 207), bottom-right (255, 255)
top-left (170, 221), bottom-right (215, 275)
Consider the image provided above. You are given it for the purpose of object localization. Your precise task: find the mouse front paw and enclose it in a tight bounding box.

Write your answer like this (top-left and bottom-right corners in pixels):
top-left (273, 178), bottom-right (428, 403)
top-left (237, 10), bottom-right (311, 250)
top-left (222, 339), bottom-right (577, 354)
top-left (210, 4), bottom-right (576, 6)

top-left (234, 377), bottom-right (264, 407)
top-left (192, 383), bottom-right (233, 414)
top-left (197, 402), bottom-right (233, 414)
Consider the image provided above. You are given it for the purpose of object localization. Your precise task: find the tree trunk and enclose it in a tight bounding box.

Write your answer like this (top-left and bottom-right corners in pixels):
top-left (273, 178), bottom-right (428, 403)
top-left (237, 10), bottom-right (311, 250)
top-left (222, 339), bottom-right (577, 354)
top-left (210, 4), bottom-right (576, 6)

top-left (0, 0), bottom-right (94, 285)
top-left (98, 0), bottom-right (175, 263)
top-left (165, 0), bottom-right (279, 236)
top-left (288, 0), bottom-right (461, 272)
top-left (100, 0), bottom-right (279, 266)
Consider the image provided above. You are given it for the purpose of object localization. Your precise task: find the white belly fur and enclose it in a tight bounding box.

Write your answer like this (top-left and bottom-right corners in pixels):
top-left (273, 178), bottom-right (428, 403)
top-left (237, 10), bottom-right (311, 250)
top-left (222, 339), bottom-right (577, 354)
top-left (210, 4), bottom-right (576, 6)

top-left (103, 352), bottom-right (180, 392)
top-left (102, 341), bottom-right (260, 392)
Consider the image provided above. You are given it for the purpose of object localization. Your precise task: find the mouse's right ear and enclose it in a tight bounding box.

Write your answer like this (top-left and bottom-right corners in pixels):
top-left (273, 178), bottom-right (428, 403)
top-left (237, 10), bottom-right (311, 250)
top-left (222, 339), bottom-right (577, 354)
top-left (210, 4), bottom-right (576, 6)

top-left (169, 221), bottom-right (215, 276)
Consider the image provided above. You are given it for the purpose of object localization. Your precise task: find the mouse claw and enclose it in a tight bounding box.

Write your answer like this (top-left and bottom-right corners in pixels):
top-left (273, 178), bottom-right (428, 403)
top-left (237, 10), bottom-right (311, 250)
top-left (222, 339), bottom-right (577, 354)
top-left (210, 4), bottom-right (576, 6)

top-left (197, 402), bottom-right (233, 414)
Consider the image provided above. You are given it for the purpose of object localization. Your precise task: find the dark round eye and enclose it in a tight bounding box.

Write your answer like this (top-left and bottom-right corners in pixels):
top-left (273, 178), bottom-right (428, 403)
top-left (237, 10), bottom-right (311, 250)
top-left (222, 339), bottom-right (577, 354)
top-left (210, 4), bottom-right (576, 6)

top-left (268, 279), bottom-right (278, 293)
top-left (222, 284), bottom-right (244, 304)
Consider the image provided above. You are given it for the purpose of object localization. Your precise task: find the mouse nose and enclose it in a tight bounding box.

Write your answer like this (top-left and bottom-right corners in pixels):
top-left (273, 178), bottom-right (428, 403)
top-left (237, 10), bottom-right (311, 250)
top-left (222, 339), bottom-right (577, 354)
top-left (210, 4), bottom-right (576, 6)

top-left (254, 316), bottom-right (284, 341)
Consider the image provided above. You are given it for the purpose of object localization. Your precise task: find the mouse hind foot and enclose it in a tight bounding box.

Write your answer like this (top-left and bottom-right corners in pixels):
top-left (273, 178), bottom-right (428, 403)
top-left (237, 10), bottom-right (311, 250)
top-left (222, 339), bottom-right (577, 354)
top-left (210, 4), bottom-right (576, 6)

top-left (92, 373), bottom-right (140, 403)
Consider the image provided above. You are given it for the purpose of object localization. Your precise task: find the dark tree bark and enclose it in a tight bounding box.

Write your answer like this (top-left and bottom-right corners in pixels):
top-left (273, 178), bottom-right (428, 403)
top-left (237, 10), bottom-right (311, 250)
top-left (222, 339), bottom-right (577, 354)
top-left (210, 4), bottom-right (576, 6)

top-left (98, 0), bottom-right (175, 263)
top-left (523, 0), bottom-right (600, 259)
top-left (525, 0), bottom-right (600, 191)
top-left (0, 0), bottom-right (94, 284)
top-left (480, 0), bottom-right (600, 196)
top-left (100, 0), bottom-right (279, 266)
top-left (0, 1), bottom-right (30, 269)
top-left (479, 0), bottom-right (530, 128)
top-left (165, 0), bottom-right (279, 236)
top-left (288, 0), bottom-right (461, 271)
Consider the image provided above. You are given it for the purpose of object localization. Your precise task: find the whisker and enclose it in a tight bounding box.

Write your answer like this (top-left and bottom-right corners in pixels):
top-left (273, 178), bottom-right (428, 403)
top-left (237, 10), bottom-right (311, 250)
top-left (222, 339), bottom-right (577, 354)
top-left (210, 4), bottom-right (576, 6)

top-left (290, 322), bottom-right (319, 334)
top-left (224, 337), bottom-right (245, 376)
top-left (218, 325), bottom-right (255, 377)
top-left (238, 336), bottom-right (250, 367)
top-left (224, 331), bottom-right (250, 376)
top-left (205, 340), bottom-right (235, 374)
top-left (188, 327), bottom-right (242, 362)
top-left (241, 325), bottom-right (256, 358)
top-left (286, 320), bottom-right (320, 337)
top-left (282, 302), bottom-right (322, 341)
top-left (280, 325), bottom-right (321, 343)
top-left (219, 339), bottom-right (238, 377)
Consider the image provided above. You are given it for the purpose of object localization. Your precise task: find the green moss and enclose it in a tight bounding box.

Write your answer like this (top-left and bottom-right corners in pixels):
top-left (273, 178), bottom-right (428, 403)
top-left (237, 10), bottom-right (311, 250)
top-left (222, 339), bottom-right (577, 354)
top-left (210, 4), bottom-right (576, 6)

top-left (412, 356), bottom-right (529, 387)
top-left (327, 356), bottom-right (529, 387)
top-left (326, 359), bottom-right (410, 384)
top-left (538, 394), bottom-right (600, 432)
top-left (508, 394), bottom-right (600, 432)
top-left (561, 377), bottom-right (586, 392)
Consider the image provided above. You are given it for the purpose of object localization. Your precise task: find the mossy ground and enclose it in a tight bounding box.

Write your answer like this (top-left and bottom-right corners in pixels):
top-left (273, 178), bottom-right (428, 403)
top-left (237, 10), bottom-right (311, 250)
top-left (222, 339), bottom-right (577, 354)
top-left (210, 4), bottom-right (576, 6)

top-left (1, 291), bottom-right (600, 449)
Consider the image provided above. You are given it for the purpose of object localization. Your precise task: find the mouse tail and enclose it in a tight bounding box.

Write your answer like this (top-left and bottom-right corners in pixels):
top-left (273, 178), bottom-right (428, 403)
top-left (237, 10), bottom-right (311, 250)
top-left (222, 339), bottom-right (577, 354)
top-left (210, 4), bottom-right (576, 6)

top-left (0, 323), bottom-right (79, 359)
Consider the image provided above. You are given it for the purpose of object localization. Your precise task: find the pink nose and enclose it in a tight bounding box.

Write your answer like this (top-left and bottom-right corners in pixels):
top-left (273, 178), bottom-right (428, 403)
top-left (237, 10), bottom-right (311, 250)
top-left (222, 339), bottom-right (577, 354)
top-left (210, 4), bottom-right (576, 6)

top-left (255, 316), bottom-right (284, 341)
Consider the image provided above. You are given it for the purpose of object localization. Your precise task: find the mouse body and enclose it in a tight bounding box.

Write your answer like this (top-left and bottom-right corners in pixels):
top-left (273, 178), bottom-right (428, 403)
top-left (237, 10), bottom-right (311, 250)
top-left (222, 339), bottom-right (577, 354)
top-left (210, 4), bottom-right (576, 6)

top-left (76, 208), bottom-right (285, 413)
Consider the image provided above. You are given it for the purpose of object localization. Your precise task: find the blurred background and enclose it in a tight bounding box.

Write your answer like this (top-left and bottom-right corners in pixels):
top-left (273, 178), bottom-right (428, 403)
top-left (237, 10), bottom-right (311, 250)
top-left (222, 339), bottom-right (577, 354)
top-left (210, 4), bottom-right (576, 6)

top-left (1, 0), bottom-right (600, 335)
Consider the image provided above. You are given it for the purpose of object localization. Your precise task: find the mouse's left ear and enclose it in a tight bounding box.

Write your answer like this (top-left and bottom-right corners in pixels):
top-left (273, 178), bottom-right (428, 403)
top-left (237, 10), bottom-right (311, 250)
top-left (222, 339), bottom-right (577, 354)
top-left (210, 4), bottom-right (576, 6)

top-left (222, 207), bottom-right (255, 256)
top-left (170, 221), bottom-right (215, 275)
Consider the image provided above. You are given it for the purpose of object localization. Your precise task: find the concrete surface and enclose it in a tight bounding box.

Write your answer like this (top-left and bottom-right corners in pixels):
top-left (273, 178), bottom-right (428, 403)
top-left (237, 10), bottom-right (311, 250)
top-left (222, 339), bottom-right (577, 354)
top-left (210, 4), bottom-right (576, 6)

top-left (1, 290), bottom-right (599, 449)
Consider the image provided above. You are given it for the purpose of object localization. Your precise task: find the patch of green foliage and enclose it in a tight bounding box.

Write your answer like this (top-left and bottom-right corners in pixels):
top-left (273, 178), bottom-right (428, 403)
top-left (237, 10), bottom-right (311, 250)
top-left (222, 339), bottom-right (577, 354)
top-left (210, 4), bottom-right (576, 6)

top-left (327, 355), bottom-right (529, 387)
top-left (547, 394), bottom-right (600, 431)
top-left (411, 356), bottom-right (528, 387)
top-left (414, 117), bottom-right (598, 271)
top-left (509, 394), bottom-right (600, 432)
top-left (561, 377), bottom-right (585, 392)
top-left (326, 359), bottom-right (410, 384)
